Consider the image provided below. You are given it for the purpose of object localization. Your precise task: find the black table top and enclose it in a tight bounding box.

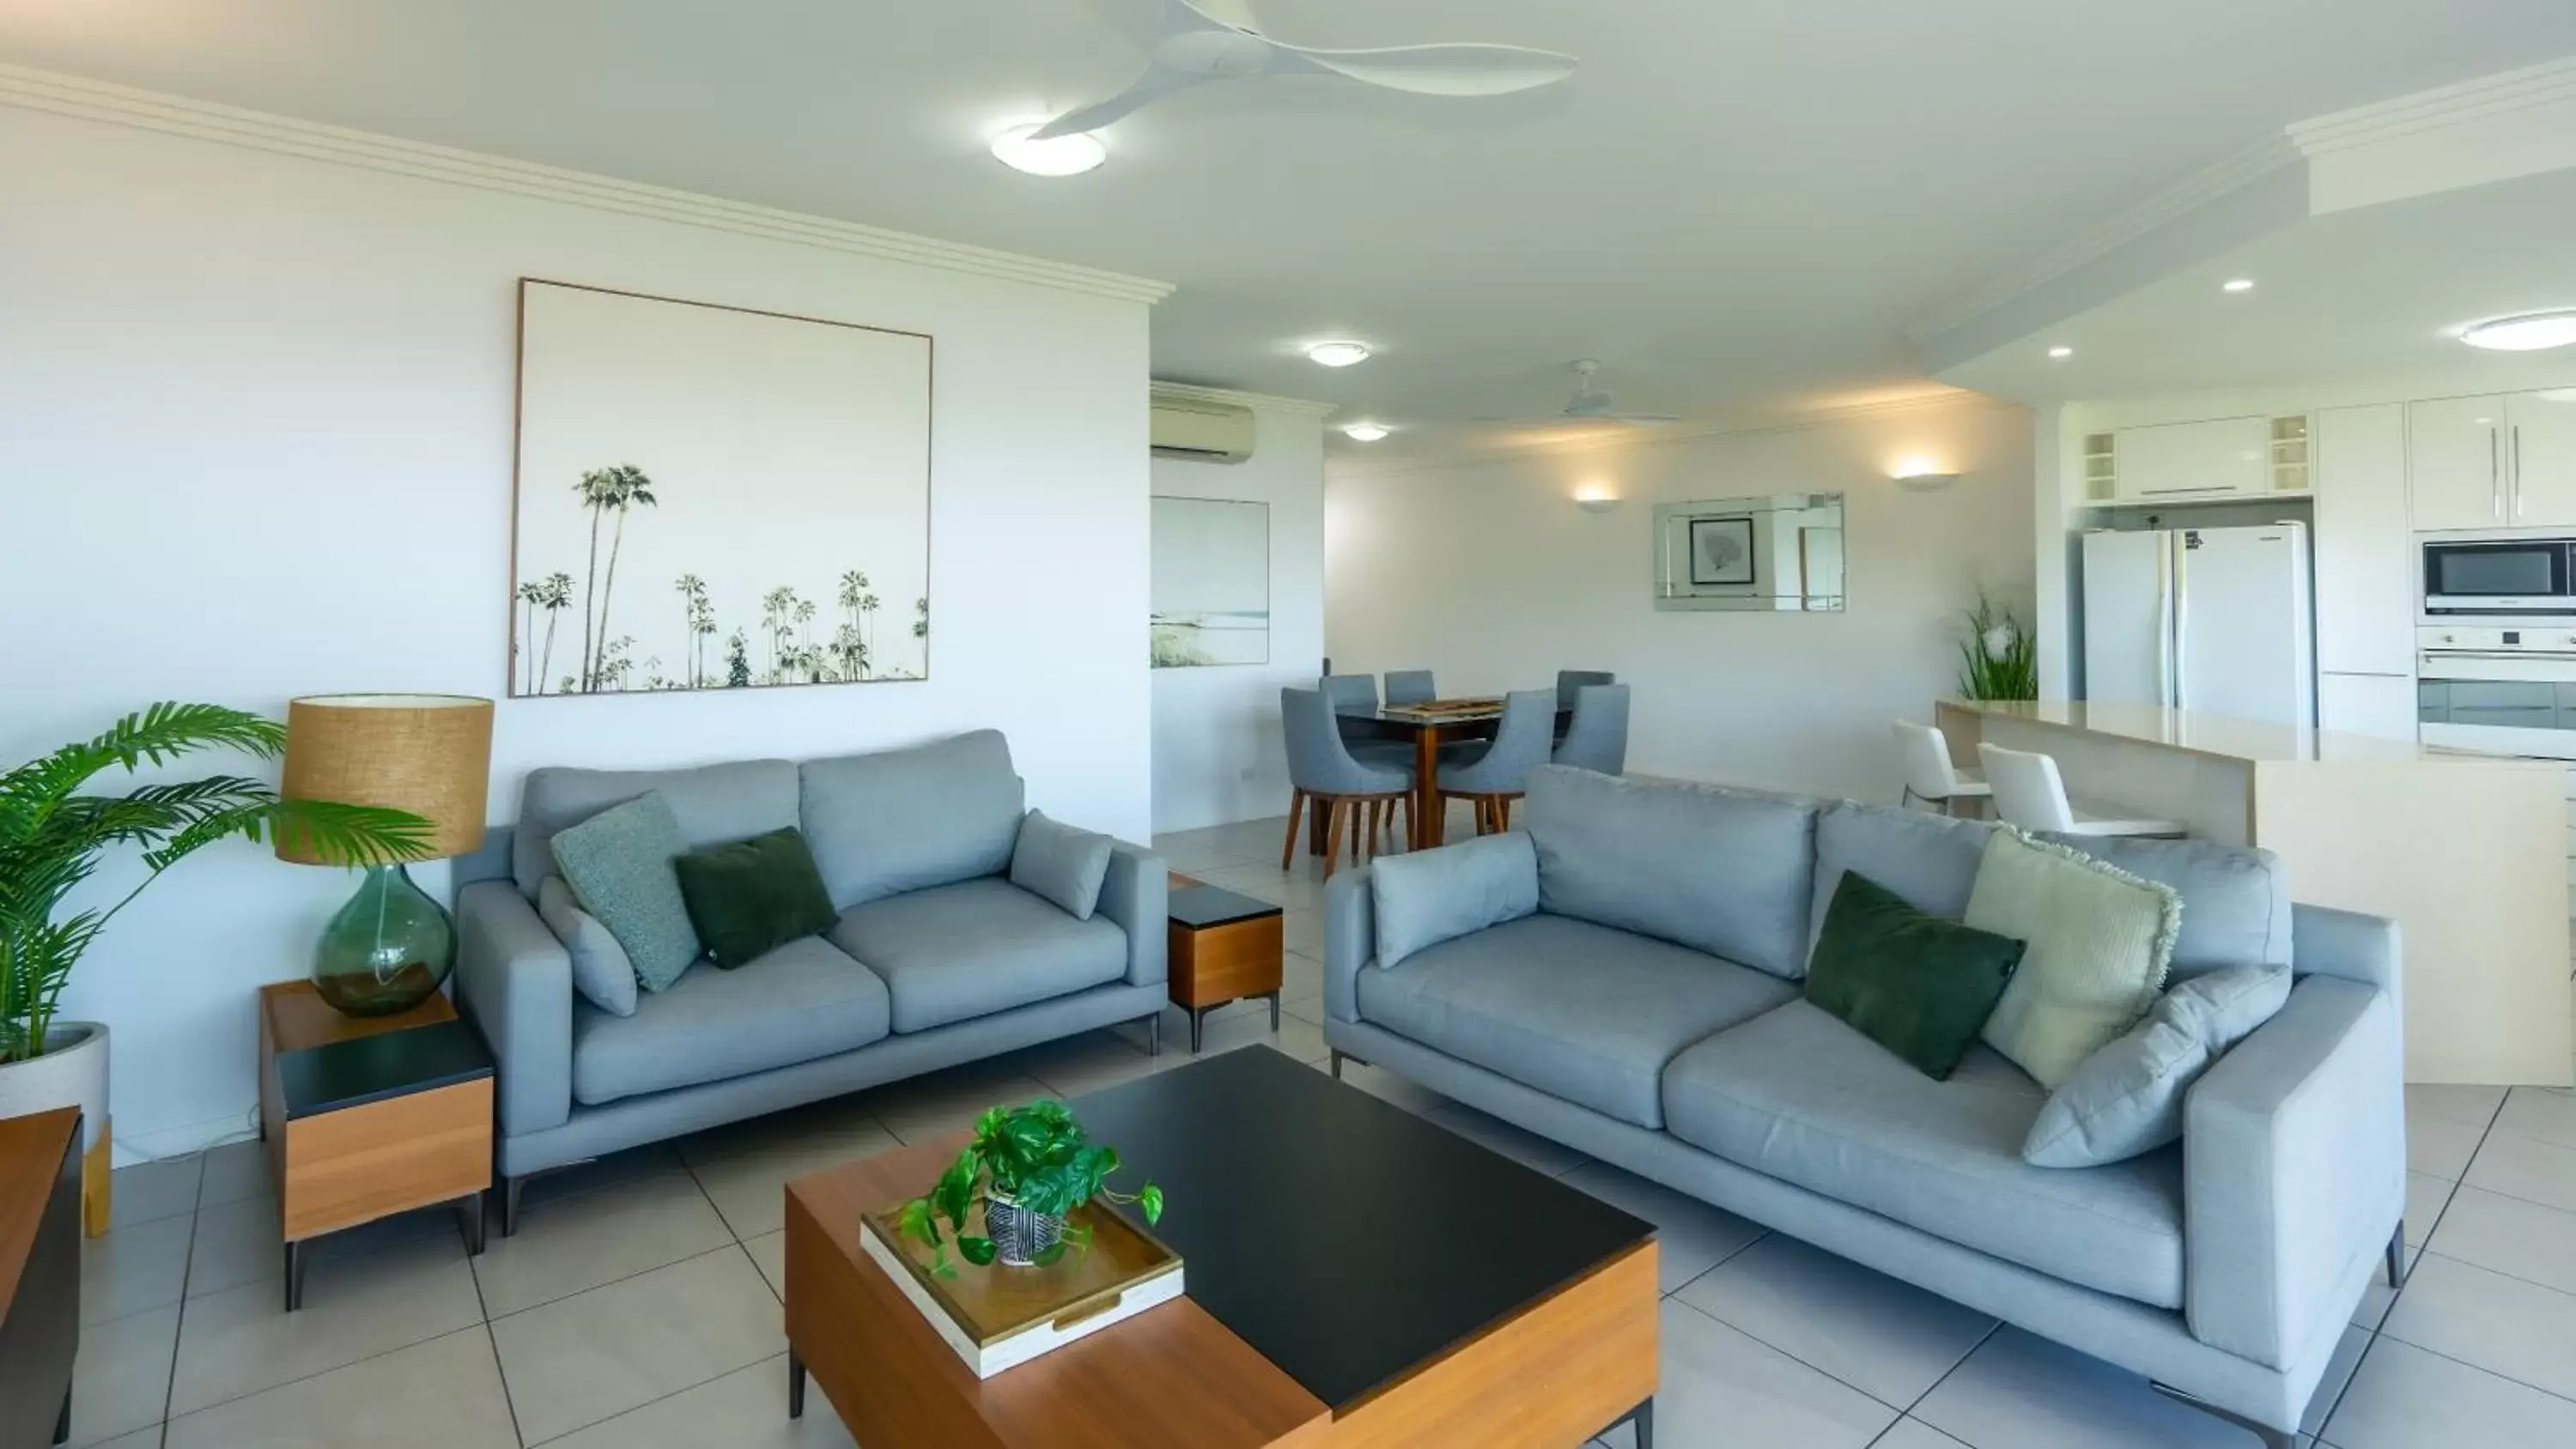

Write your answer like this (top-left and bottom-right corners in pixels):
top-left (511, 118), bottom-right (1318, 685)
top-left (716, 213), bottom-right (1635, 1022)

top-left (1168, 882), bottom-right (1282, 930)
top-left (276, 1018), bottom-right (495, 1121)
top-left (1069, 1047), bottom-right (1653, 1413)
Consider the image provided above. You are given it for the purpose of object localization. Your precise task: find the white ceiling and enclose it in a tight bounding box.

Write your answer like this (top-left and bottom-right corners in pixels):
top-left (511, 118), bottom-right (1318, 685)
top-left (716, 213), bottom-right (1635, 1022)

top-left (6, 0), bottom-right (2575, 464)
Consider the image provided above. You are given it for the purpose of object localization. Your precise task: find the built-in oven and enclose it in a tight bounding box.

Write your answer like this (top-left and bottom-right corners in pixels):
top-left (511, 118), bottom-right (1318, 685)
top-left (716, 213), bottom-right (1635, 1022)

top-left (2422, 537), bottom-right (2576, 616)
top-left (2419, 623), bottom-right (2576, 759)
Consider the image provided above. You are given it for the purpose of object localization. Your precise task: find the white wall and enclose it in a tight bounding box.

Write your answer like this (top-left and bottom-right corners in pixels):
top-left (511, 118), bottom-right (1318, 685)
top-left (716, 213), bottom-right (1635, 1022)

top-left (1325, 401), bottom-right (2036, 801)
top-left (0, 102), bottom-right (1157, 1155)
top-left (1150, 397), bottom-right (1327, 833)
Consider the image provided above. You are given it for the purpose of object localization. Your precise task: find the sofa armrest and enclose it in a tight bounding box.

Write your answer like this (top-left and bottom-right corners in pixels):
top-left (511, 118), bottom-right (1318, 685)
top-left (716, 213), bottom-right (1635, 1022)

top-left (453, 880), bottom-right (574, 1138)
top-left (1097, 840), bottom-right (1167, 988)
top-left (2291, 901), bottom-right (2402, 1026)
top-left (2184, 976), bottom-right (2404, 1367)
top-left (1324, 865), bottom-right (1376, 1024)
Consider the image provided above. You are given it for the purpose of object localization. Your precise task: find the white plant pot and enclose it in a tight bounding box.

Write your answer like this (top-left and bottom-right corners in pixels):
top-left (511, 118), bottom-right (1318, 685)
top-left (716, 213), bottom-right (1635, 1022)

top-left (0, 1021), bottom-right (110, 1159)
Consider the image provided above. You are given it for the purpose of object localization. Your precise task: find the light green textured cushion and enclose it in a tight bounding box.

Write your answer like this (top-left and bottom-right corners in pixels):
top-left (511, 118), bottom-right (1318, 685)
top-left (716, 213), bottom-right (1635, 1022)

top-left (549, 791), bottom-right (702, 992)
top-left (1965, 829), bottom-right (2181, 1089)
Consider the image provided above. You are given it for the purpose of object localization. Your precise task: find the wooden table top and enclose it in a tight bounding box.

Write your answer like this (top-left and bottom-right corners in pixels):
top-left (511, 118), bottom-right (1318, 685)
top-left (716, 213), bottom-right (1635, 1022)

top-left (785, 1133), bottom-right (1333, 1448)
top-left (0, 1108), bottom-right (79, 1312)
top-left (261, 979), bottom-right (456, 1055)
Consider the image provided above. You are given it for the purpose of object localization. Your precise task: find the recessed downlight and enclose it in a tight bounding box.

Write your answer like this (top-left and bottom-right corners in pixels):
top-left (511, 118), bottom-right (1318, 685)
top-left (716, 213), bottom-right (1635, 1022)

top-left (988, 123), bottom-right (1105, 177)
top-left (2047, 345), bottom-right (2074, 360)
top-left (1341, 422), bottom-right (1391, 442)
top-left (2222, 278), bottom-right (2256, 294)
top-left (1305, 340), bottom-right (1372, 368)
top-left (2463, 311), bottom-right (2576, 352)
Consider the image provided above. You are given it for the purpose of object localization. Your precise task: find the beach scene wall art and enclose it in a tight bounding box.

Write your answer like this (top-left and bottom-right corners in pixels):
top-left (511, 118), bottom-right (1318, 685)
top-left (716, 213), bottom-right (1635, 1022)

top-left (1150, 496), bottom-right (1269, 668)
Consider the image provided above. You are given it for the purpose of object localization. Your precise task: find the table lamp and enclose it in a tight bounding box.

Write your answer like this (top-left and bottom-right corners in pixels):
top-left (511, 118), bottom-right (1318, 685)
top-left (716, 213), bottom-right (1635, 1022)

top-left (276, 694), bottom-right (495, 1017)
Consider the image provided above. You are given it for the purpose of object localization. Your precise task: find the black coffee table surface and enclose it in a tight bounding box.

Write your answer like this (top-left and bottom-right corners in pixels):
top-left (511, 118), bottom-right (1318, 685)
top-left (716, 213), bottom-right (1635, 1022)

top-left (1070, 1047), bottom-right (1652, 1412)
top-left (1168, 882), bottom-right (1283, 930)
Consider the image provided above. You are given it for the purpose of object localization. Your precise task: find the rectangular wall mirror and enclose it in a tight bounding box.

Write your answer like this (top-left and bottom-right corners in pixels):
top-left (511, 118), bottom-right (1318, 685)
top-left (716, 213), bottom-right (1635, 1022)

top-left (1652, 493), bottom-right (1845, 612)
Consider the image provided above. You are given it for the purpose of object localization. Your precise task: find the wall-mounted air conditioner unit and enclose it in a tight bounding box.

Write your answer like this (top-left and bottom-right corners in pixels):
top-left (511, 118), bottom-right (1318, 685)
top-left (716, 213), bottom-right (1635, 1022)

top-left (1150, 394), bottom-right (1256, 464)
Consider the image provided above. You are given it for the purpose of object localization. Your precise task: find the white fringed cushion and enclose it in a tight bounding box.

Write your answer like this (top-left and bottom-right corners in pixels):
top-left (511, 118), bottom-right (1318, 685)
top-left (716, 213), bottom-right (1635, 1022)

top-left (1965, 830), bottom-right (2181, 1089)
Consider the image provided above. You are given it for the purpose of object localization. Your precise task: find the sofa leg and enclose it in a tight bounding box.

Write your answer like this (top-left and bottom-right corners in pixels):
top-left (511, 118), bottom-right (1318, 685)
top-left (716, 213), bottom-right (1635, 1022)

top-left (2387, 1222), bottom-right (2408, 1287)
top-left (2148, 1381), bottom-right (2294, 1449)
top-left (500, 1176), bottom-right (525, 1239)
top-left (1145, 1012), bottom-right (1162, 1057)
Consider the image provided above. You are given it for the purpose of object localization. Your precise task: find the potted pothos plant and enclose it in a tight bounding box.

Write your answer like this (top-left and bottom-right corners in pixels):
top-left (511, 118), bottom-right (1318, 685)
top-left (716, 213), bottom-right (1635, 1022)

top-left (899, 1099), bottom-right (1164, 1276)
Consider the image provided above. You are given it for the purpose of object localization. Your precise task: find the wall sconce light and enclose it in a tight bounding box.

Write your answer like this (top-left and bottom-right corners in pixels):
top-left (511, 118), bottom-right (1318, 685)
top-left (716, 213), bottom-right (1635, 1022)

top-left (1891, 458), bottom-right (1960, 492)
top-left (1574, 483), bottom-right (1621, 512)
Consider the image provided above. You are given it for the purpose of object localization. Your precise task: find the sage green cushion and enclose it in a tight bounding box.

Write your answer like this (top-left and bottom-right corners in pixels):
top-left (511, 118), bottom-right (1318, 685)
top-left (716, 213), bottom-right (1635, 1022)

top-left (2024, 964), bottom-right (2293, 1167)
top-left (1804, 870), bottom-right (2027, 1081)
top-left (672, 827), bottom-right (840, 968)
top-left (548, 792), bottom-right (701, 992)
top-left (1967, 830), bottom-right (2182, 1089)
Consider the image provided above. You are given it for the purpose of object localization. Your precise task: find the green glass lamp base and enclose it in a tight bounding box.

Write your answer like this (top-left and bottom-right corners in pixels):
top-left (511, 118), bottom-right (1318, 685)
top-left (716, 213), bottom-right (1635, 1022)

top-left (312, 864), bottom-right (455, 1017)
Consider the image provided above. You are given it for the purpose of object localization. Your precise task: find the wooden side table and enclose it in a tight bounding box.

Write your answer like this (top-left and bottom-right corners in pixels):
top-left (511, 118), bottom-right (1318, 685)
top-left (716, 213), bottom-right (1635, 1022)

top-left (1166, 878), bottom-right (1285, 1054)
top-left (256, 982), bottom-right (494, 1311)
top-left (0, 1107), bottom-right (79, 1449)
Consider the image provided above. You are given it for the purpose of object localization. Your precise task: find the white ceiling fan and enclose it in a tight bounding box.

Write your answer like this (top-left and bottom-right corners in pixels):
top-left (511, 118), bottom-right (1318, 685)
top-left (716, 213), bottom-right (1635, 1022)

top-left (1031, 0), bottom-right (1577, 139)
top-left (1481, 361), bottom-right (1680, 428)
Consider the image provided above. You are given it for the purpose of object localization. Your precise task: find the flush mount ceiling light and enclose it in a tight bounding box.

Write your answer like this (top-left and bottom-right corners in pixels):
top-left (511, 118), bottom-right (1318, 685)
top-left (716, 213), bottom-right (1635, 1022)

top-left (989, 123), bottom-right (1106, 177)
top-left (1341, 421), bottom-right (1390, 442)
top-left (1306, 340), bottom-right (1372, 367)
top-left (2222, 278), bottom-right (2256, 294)
top-left (2047, 345), bottom-right (2075, 360)
top-left (2462, 311), bottom-right (2576, 352)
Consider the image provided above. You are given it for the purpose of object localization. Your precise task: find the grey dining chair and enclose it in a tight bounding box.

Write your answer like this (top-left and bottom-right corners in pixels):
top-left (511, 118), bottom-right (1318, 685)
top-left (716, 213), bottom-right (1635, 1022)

top-left (1383, 670), bottom-right (1437, 707)
top-left (1437, 688), bottom-right (1558, 834)
top-left (1556, 670), bottom-right (1615, 711)
top-left (1321, 672), bottom-right (1411, 771)
top-left (1281, 687), bottom-right (1413, 877)
top-left (1552, 684), bottom-right (1631, 775)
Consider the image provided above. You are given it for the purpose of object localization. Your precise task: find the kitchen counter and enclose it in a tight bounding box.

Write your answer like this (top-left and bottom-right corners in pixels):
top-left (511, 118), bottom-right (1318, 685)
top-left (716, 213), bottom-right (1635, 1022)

top-left (1937, 698), bottom-right (2428, 766)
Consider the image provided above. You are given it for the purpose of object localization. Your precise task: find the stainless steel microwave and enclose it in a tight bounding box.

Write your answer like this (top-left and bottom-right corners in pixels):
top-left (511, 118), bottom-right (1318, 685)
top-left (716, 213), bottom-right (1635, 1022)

top-left (2422, 537), bottom-right (2576, 616)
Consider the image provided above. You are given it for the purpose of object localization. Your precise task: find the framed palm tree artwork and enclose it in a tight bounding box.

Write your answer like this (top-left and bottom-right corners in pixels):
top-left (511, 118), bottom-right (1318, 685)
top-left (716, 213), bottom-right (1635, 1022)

top-left (508, 279), bottom-right (932, 696)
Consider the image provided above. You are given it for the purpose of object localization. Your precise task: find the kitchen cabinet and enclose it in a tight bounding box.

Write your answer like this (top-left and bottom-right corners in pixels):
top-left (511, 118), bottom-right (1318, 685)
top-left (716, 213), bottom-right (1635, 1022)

top-left (2507, 389), bottom-right (2576, 527)
top-left (2410, 395), bottom-right (2508, 530)
top-left (2320, 671), bottom-right (2418, 742)
top-left (2314, 404), bottom-right (2414, 676)
top-left (2111, 416), bottom-right (2272, 501)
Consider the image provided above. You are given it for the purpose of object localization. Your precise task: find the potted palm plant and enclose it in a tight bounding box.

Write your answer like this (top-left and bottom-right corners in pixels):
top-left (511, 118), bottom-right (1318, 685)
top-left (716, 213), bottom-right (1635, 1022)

top-left (899, 1099), bottom-right (1164, 1276)
top-left (0, 704), bottom-right (432, 1218)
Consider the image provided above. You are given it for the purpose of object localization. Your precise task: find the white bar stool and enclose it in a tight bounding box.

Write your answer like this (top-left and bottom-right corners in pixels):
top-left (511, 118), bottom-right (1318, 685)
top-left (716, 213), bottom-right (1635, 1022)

top-left (1977, 743), bottom-right (2187, 838)
top-left (1893, 720), bottom-right (1992, 816)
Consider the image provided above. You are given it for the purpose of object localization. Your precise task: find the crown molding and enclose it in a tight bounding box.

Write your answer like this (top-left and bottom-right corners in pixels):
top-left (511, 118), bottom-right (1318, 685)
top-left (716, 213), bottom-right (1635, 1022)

top-left (1151, 381), bottom-right (1340, 418)
top-left (0, 62), bottom-right (1176, 306)
top-left (2289, 53), bottom-right (2576, 156)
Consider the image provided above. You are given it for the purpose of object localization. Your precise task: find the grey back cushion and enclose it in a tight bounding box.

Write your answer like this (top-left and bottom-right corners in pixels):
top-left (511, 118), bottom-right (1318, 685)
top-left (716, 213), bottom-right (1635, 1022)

top-left (2038, 833), bottom-right (2292, 979)
top-left (1807, 802), bottom-right (2000, 955)
top-left (1009, 810), bottom-right (1115, 921)
top-left (513, 760), bottom-right (799, 898)
top-left (1372, 831), bottom-right (1540, 969)
top-left (537, 876), bottom-right (640, 1018)
top-left (1523, 766), bottom-right (1818, 979)
top-left (803, 730), bottom-right (1026, 909)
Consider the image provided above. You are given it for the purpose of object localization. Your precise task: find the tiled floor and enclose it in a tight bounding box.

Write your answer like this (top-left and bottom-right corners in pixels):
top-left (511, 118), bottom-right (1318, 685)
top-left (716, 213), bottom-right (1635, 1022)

top-left (62, 808), bottom-right (2576, 1446)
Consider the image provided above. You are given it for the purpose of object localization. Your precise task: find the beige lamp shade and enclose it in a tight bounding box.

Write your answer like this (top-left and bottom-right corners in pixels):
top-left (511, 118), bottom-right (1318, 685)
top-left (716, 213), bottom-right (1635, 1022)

top-left (276, 694), bottom-right (495, 863)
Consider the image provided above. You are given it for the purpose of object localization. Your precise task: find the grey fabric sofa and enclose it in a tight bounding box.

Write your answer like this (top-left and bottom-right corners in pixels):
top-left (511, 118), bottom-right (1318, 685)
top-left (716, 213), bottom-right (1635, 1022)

top-left (451, 730), bottom-right (1167, 1231)
top-left (1323, 766), bottom-right (2403, 1449)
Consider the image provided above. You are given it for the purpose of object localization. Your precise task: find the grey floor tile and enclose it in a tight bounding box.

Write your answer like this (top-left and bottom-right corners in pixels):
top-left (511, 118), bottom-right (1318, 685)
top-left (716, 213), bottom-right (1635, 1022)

top-left (473, 1167), bottom-right (733, 1318)
top-left (162, 1327), bottom-right (516, 1449)
top-left (2406, 1084), bottom-right (2507, 1132)
top-left (2495, 1086), bottom-right (2576, 1151)
top-left (1006, 1030), bottom-right (1166, 1100)
top-left (518, 1143), bottom-right (687, 1211)
top-left (1327, 1058), bottom-right (1449, 1116)
top-left (2425, 1186), bottom-right (2576, 1296)
top-left (111, 1155), bottom-right (204, 1229)
top-left (184, 1196), bottom-right (452, 1303)
top-left (2355, 1244), bottom-right (2422, 1331)
top-left (2306, 1324), bottom-right (2372, 1435)
top-left (489, 1245), bottom-right (787, 1445)
top-left (2467, 1127), bottom-right (2576, 1215)
top-left (82, 1210), bottom-right (193, 1326)
top-left (2383, 1251), bottom-right (2576, 1401)
top-left (858, 1059), bottom-right (1054, 1145)
top-left (1674, 1234), bottom-right (1995, 1409)
top-left (2324, 1337), bottom-right (2576, 1449)
top-left (169, 1230), bottom-right (483, 1416)
top-left (1194, 1002), bottom-right (1329, 1063)
top-left (86, 1432), bottom-right (162, 1449)
top-left (743, 1230), bottom-right (786, 1300)
top-left (1282, 949), bottom-right (1321, 1002)
top-left (1870, 1422), bottom-right (1974, 1449)
top-left (195, 1141), bottom-right (269, 1210)
top-left (1914, 1325), bottom-right (2287, 1449)
top-left (1593, 1300), bottom-right (1895, 1449)
top-left (70, 1303), bottom-right (178, 1446)
top-left (679, 1098), bottom-right (900, 1239)
top-left (1425, 1103), bottom-right (1588, 1177)
top-left (542, 1355), bottom-right (855, 1448)
top-left (2406, 1172), bottom-right (2458, 1246)
top-left (1563, 1162), bottom-right (1765, 1294)
top-left (1283, 912), bottom-right (1321, 956)
top-left (2404, 1104), bottom-right (2487, 1182)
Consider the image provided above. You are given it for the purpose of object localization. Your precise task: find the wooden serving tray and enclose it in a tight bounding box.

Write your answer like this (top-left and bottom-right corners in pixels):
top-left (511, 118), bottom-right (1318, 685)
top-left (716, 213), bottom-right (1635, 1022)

top-left (1381, 696), bottom-right (1504, 720)
top-left (857, 1197), bottom-right (1184, 1378)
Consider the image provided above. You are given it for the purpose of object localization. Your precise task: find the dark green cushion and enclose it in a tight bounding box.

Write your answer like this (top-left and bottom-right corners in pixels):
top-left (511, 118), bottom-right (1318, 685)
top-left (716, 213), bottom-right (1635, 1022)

top-left (1803, 870), bottom-right (2026, 1081)
top-left (672, 828), bottom-right (840, 969)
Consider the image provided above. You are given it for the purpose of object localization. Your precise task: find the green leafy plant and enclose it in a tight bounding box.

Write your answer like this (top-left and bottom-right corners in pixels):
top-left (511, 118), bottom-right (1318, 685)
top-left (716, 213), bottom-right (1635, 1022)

top-left (1956, 594), bottom-right (2038, 701)
top-left (0, 704), bottom-right (434, 1064)
top-left (898, 1099), bottom-right (1164, 1278)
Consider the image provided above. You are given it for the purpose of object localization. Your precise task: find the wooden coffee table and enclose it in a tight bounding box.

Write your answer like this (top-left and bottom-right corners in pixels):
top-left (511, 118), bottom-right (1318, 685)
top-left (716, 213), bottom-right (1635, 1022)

top-left (783, 1048), bottom-right (1658, 1447)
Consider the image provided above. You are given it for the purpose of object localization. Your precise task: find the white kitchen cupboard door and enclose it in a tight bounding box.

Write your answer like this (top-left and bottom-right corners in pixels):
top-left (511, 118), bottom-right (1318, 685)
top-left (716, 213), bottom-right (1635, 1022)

top-left (2409, 395), bottom-right (2508, 530)
top-left (2506, 390), bottom-right (2576, 527)
top-left (2111, 416), bottom-right (2271, 501)
top-left (2313, 404), bottom-right (2415, 676)
top-left (2320, 672), bottom-right (2418, 742)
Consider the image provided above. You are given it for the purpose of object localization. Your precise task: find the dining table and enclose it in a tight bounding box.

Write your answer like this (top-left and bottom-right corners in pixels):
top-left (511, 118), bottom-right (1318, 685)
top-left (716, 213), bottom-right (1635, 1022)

top-left (1333, 698), bottom-right (1572, 852)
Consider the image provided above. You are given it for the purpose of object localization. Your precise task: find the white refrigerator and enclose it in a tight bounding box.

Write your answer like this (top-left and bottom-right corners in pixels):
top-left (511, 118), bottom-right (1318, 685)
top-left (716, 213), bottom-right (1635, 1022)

top-left (2080, 523), bottom-right (2315, 727)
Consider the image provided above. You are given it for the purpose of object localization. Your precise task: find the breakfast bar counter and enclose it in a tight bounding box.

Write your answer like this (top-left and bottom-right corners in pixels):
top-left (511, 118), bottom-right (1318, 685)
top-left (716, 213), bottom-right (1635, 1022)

top-left (1937, 698), bottom-right (2573, 1086)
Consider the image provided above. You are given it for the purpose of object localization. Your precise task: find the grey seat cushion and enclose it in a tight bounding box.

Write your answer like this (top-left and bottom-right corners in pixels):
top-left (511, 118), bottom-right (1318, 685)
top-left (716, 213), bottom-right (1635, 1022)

top-left (831, 876), bottom-right (1128, 1034)
top-left (1662, 1000), bottom-right (2185, 1307)
top-left (2037, 833), bottom-right (2291, 979)
top-left (803, 731), bottom-right (1026, 909)
top-left (1522, 766), bottom-right (1818, 979)
top-left (1807, 801), bottom-right (1999, 956)
top-left (570, 936), bottom-right (890, 1106)
top-left (515, 760), bottom-right (799, 898)
top-left (1356, 912), bottom-right (1795, 1129)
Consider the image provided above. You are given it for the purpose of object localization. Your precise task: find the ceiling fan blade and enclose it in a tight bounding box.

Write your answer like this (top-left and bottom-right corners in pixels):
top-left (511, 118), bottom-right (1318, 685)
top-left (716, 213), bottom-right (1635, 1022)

top-left (1272, 40), bottom-right (1577, 96)
top-left (1607, 414), bottom-right (1680, 426)
top-left (1030, 66), bottom-right (1211, 137)
top-left (1173, 0), bottom-right (1265, 33)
